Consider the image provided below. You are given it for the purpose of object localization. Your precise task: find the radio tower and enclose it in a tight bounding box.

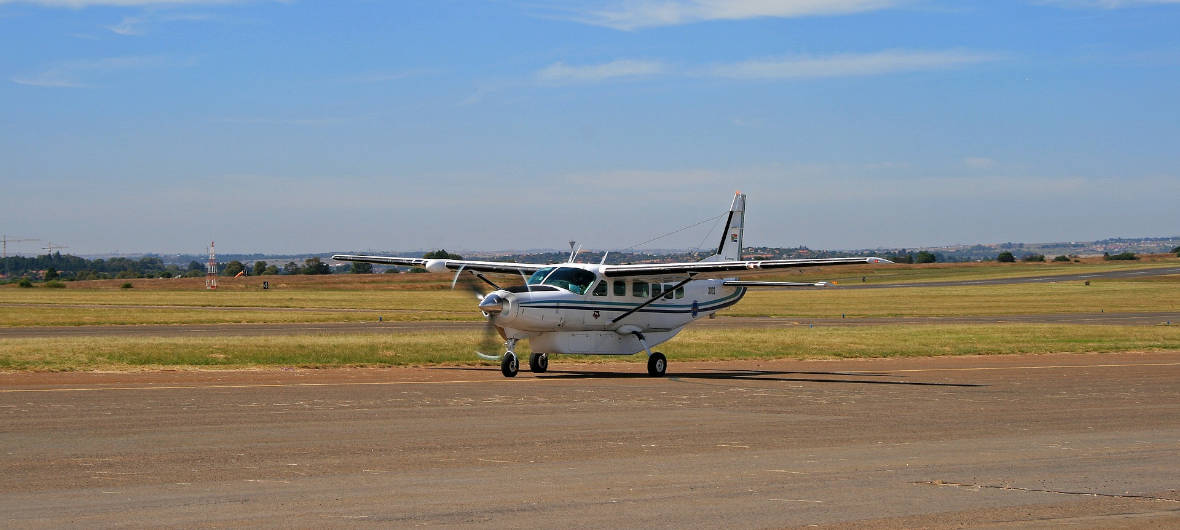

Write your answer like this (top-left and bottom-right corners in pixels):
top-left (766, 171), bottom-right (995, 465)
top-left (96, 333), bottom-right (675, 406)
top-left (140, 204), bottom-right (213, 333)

top-left (206, 241), bottom-right (218, 290)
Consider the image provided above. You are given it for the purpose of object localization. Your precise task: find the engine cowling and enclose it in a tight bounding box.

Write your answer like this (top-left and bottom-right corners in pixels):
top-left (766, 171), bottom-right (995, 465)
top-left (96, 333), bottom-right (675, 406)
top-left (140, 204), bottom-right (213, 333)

top-left (424, 259), bottom-right (448, 273)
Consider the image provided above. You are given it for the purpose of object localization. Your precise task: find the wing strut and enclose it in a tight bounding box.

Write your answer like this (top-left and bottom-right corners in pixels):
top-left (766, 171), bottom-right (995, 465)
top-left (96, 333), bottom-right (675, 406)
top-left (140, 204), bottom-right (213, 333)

top-left (610, 276), bottom-right (695, 324)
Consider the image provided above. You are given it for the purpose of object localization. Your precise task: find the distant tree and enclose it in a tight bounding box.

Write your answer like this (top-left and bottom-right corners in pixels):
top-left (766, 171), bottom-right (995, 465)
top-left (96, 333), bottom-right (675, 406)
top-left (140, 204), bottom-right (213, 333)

top-left (1022, 254), bottom-right (1045, 262)
top-left (120, 282), bottom-right (133, 289)
top-left (423, 250), bottom-right (463, 260)
top-left (888, 253), bottom-right (914, 264)
top-left (18, 278), bottom-right (33, 288)
top-left (997, 251), bottom-right (1016, 263)
top-left (1105, 252), bottom-right (1138, 261)
top-left (188, 260), bottom-right (203, 272)
top-left (44, 267), bottom-right (59, 281)
top-left (351, 262), bottom-right (373, 274)
top-left (1052, 255), bottom-right (1071, 262)
top-left (159, 270), bottom-right (173, 278)
top-left (264, 265), bottom-right (280, 275)
top-left (408, 267), bottom-right (427, 273)
top-left (384, 268), bottom-right (400, 274)
top-left (253, 261), bottom-right (268, 276)
top-left (282, 261), bottom-right (300, 275)
top-left (302, 257), bottom-right (330, 275)
top-left (1173, 246), bottom-right (1180, 256)
top-left (184, 269), bottom-right (203, 278)
top-left (223, 260), bottom-right (245, 276)
top-left (914, 251), bottom-right (937, 264)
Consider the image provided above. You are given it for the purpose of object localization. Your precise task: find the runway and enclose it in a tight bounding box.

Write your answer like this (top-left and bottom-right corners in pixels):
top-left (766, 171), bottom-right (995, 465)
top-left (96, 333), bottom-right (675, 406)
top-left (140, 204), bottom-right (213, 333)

top-left (2, 353), bottom-right (1178, 527)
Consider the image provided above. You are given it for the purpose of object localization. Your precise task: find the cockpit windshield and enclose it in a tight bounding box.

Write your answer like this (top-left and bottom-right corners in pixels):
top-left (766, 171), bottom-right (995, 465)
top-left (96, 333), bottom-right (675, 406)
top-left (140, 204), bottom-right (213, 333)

top-left (526, 267), bottom-right (597, 295)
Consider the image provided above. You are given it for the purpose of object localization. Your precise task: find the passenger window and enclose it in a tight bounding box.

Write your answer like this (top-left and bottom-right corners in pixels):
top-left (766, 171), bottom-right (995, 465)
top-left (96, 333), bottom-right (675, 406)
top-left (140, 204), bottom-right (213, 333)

top-left (663, 283), bottom-right (674, 299)
top-left (675, 286), bottom-right (684, 299)
top-left (592, 281), bottom-right (607, 296)
top-left (633, 281), bottom-right (648, 297)
top-left (652, 284), bottom-right (663, 298)
top-left (614, 280), bottom-right (627, 296)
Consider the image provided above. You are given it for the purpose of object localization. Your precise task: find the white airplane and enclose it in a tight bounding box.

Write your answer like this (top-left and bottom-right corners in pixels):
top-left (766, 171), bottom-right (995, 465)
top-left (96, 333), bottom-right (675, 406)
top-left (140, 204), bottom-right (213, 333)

top-left (333, 193), bottom-right (890, 378)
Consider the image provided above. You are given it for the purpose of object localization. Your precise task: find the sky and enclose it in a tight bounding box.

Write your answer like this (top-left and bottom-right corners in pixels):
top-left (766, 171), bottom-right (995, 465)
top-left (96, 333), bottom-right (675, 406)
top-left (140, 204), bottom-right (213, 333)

top-left (1, 0), bottom-right (1178, 256)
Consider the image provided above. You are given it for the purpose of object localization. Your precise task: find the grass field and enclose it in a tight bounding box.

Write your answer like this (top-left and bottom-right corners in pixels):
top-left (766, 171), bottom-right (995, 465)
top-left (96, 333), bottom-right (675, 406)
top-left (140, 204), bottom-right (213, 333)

top-left (1, 260), bottom-right (1177, 371)
top-left (2, 269), bottom-right (1177, 326)
top-left (3, 324), bottom-right (1179, 371)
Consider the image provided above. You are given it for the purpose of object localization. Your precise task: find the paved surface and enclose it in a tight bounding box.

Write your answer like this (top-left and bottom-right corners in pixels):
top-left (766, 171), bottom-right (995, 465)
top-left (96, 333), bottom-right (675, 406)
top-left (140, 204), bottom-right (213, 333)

top-left (2, 353), bottom-right (1179, 528)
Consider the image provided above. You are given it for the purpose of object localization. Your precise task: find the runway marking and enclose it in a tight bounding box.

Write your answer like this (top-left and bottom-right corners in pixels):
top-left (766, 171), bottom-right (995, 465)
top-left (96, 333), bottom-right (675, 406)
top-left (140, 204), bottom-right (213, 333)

top-left (884, 361), bottom-right (1180, 374)
top-left (914, 480), bottom-right (1180, 502)
top-left (2, 361), bottom-right (1178, 393)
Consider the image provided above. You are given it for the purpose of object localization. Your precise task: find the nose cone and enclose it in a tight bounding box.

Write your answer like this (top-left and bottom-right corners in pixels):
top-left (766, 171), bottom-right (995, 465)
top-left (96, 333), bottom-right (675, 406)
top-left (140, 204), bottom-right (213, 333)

top-left (478, 293), bottom-right (504, 314)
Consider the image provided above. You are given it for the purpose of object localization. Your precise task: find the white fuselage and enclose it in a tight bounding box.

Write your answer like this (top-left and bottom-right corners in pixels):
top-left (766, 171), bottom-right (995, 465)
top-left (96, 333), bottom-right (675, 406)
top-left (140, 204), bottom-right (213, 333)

top-left (485, 263), bottom-right (746, 355)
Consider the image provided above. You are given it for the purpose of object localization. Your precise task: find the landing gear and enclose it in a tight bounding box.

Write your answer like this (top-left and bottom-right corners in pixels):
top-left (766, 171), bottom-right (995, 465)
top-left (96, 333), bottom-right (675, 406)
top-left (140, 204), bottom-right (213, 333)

top-left (529, 352), bottom-right (548, 373)
top-left (647, 352), bottom-right (667, 377)
top-left (501, 339), bottom-right (519, 378)
top-left (501, 352), bottom-right (519, 377)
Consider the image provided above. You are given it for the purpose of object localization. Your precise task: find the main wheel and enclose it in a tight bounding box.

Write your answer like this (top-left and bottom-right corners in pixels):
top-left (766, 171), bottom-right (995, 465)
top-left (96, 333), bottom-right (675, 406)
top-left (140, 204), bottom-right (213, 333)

top-left (501, 352), bottom-right (519, 377)
top-left (529, 352), bottom-right (548, 373)
top-left (647, 352), bottom-right (667, 377)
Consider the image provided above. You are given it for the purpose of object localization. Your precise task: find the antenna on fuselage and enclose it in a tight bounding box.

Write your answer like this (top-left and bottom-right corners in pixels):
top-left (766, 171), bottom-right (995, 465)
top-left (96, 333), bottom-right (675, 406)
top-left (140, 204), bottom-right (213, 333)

top-left (567, 240), bottom-right (579, 263)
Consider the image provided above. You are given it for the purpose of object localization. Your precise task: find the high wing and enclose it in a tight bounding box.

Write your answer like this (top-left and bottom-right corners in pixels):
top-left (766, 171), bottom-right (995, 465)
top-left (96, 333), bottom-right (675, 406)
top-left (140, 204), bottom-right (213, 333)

top-left (331, 254), bottom-right (548, 275)
top-left (601, 256), bottom-right (891, 280)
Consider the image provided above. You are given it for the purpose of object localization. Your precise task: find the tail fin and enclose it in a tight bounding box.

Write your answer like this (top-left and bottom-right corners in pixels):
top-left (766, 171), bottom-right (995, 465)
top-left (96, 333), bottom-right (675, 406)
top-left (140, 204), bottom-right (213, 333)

top-left (700, 192), bottom-right (745, 262)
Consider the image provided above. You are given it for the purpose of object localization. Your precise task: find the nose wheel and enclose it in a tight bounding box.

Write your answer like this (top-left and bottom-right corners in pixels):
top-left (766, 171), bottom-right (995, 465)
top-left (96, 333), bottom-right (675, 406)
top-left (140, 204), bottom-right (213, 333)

top-left (500, 339), bottom-right (520, 377)
top-left (647, 352), bottom-right (667, 377)
top-left (529, 352), bottom-right (548, 373)
top-left (501, 352), bottom-right (519, 377)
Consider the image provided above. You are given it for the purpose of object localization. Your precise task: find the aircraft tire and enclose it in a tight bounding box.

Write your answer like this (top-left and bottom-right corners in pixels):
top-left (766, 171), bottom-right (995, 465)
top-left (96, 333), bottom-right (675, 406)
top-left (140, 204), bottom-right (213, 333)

top-left (647, 352), bottom-right (667, 377)
top-left (529, 352), bottom-right (548, 373)
top-left (501, 352), bottom-right (519, 378)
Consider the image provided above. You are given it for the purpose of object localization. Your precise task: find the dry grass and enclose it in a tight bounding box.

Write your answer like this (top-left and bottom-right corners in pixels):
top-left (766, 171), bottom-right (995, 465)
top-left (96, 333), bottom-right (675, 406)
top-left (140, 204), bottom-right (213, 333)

top-left (3, 324), bottom-right (1178, 372)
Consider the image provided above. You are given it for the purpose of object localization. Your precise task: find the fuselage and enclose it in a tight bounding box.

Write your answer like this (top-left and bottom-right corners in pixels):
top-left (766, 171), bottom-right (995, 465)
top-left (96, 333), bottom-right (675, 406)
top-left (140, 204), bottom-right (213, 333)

top-left (481, 263), bottom-right (746, 354)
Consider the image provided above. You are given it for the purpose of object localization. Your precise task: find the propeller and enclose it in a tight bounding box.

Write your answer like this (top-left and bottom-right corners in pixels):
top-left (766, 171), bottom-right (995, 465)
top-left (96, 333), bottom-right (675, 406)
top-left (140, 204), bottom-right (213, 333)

top-left (451, 267), bottom-right (507, 360)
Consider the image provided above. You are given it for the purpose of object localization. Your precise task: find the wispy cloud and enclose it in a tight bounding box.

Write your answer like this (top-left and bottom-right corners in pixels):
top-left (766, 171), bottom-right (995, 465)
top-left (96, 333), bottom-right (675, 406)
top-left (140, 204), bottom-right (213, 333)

top-left (707, 49), bottom-right (1002, 79)
top-left (106, 12), bottom-right (213, 36)
top-left (527, 50), bottom-right (1002, 88)
top-left (536, 59), bottom-right (666, 84)
top-left (562, 0), bottom-right (900, 30)
top-left (963, 156), bottom-right (997, 169)
top-left (10, 55), bottom-right (186, 88)
top-left (208, 116), bottom-right (365, 126)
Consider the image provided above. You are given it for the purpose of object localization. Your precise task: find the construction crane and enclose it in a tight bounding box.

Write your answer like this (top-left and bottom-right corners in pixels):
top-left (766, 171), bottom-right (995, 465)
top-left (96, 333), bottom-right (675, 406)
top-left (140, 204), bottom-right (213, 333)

top-left (2, 235), bottom-right (39, 259)
top-left (42, 242), bottom-right (69, 254)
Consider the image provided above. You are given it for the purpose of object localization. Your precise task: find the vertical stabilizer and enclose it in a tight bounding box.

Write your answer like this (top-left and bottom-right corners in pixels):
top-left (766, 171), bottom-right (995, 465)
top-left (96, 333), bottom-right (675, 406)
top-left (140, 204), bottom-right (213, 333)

top-left (701, 192), bottom-right (745, 262)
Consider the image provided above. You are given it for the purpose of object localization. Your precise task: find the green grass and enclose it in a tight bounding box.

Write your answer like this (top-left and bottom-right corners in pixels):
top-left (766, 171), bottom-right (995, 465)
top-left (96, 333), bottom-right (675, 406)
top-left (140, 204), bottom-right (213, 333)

top-left (3, 324), bottom-right (1179, 372)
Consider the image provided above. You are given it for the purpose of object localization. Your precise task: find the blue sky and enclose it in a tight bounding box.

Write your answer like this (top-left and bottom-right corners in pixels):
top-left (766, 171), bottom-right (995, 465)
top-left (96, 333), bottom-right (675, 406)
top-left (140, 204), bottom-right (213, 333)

top-left (2, 0), bottom-right (1178, 255)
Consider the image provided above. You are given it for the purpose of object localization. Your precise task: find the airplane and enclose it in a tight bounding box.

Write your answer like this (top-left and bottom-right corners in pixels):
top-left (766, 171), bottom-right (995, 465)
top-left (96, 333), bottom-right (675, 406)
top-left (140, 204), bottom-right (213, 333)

top-left (333, 193), bottom-right (891, 378)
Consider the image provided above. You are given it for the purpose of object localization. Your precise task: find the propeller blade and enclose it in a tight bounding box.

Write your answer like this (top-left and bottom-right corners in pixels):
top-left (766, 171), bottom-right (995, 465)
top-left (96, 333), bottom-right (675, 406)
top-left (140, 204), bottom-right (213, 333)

top-left (474, 319), bottom-right (504, 360)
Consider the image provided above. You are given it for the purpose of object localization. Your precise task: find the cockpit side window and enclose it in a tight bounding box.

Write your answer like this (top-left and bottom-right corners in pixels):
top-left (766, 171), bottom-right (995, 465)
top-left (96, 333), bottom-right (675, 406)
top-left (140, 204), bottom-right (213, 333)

top-left (537, 267), bottom-right (597, 294)
top-left (592, 280), bottom-right (607, 296)
top-left (613, 280), bottom-right (627, 297)
top-left (632, 281), bottom-right (648, 298)
top-left (527, 268), bottom-right (554, 286)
